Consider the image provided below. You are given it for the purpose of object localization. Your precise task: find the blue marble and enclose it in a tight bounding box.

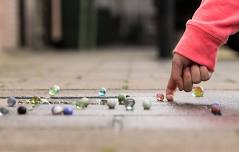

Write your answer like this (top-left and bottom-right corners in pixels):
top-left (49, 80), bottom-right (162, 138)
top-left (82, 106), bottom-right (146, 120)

top-left (7, 97), bottom-right (17, 107)
top-left (63, 107), bottom-right (74, 115)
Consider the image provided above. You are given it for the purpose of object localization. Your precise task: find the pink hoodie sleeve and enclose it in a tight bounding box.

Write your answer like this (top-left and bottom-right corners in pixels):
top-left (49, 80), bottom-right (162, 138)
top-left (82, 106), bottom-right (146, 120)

top-left (174, 0), bottom-right (239, 71)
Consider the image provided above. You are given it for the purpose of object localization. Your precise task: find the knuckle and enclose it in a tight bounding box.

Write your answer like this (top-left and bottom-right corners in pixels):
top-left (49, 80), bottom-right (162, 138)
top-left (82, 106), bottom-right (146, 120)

top-left (184, 72), bottom-right (191, 79)
top-left (172, 59), bottom-right (181, 66)
top-left (172, 75), bottom-right (180, 82)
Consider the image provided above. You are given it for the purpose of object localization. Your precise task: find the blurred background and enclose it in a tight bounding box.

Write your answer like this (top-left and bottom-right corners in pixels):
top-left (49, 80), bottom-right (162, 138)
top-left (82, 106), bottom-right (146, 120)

top-left (0, 0), bottom-right (239, 90)
top-left (1, 0), bottom-right (239, 55)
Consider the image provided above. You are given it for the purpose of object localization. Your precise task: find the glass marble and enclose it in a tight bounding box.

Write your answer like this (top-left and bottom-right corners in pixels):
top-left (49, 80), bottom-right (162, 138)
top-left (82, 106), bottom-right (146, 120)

top-left (142, 100), bottom-right (152, 110)
top-left (51, 105), bottom-right (63, 115)
top-left (0, 107), bottom-right (9, 115)
top-left (75, 101), bottom-right (85, 110)
top-left (192, 86), bottom-right (204, 97)
top-left (125, 98), bottom-right (135, 111)
top-left (81, 97), bottom-right (89, 107)
top-left (156, 92), bottom-right (164, 102)
top-left (118, 93), bottom-right (126, 105)
top-left (63, 107), bottom-right (73, 115)
top-left (122, 84), bottom-right (128, 90)
top-left (126, 106), bottom-right (133, 111)
top-left (107, 99), bottom-right (117, 109)
top-left (211, 103), bottom-right (221, 115)
top-left (75, 97), bottom-right (89, 110)
top-left (30, 96), bottom-right (41, 105)
top-left (17, 106), bottom-right (27, 115)
top-left (7, 97), bottom-right (17, 107)
top-left (98, 87), bottom-right (107, 97)
top-left (49, 85), bottom-right (60, 96)
top-left (122, 80), bottom-right (128, 90)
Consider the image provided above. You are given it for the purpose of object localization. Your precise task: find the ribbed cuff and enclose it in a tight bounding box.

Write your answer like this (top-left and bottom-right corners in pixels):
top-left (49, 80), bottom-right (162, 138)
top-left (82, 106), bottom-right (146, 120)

top-left (174, 24), bottom-right (222, 71)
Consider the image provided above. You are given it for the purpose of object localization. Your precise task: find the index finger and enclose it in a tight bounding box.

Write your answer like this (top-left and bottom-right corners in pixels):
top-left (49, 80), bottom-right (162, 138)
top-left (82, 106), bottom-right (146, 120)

top-left (171, 59), bottom-right (184, 91)
top-left (166, 76), bottom-right (177, 102)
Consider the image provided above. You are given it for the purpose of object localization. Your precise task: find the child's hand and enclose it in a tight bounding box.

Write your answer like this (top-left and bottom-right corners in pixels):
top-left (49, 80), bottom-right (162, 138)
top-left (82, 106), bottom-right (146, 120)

top-left (166, 53), bottom-right (211, 101)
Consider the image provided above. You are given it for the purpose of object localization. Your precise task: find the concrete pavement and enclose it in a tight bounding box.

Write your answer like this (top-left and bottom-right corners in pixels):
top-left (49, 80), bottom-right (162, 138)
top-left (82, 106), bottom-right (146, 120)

top-left (0, 47), bottom-right (239, 152)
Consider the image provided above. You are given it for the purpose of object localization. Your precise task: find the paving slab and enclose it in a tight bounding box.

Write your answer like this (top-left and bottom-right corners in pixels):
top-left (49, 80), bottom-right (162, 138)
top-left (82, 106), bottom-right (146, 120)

top-left (0, 47), bottom-right (239, 90)
top-left (1, 90), bottom-right (239, 129)
top-left (0, 47), bottom-right (239, 151)
top-left (1, 128), bottom-right (239, 152)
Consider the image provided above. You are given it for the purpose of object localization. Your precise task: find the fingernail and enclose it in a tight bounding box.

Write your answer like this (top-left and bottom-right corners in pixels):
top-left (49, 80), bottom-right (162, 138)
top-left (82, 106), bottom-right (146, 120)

top-left (166, 95), bottom-right (174, 102)
top-left (178, 88), bottom-right (183, 91)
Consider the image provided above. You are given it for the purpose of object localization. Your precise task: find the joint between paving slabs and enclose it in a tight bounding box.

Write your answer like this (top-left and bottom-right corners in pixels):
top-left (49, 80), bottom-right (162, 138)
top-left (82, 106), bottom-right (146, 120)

top-left (0, 96), bottom-right (118, 99)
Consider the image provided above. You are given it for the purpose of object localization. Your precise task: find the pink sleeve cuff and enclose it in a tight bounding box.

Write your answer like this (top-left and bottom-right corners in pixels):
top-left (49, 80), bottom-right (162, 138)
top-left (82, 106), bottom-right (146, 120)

top-left (174, 24), bottom-right (222, 71)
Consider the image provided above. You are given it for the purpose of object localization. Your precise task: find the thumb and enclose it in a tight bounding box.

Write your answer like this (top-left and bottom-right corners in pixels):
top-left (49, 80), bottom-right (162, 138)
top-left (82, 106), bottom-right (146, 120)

top-left (166, 76), bottom-right (177, 102)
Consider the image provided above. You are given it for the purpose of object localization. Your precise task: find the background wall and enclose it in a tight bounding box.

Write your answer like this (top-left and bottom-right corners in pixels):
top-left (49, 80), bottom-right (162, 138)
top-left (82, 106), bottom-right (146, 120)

top-left (0, 0), bottom-right (19, 51)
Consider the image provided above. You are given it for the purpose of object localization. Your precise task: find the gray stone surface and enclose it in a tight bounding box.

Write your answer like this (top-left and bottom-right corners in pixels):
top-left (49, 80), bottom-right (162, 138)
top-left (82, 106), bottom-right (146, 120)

top-left (1, 47), bottom-right (239, 151)
top-left (1, 90), bottom-right (239, 130)
top-left (0, 47), bottom-right (238, 90)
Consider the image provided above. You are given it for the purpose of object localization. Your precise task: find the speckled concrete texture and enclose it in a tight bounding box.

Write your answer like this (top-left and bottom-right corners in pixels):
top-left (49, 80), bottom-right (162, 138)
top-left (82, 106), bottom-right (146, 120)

top-left (1, 47), bottom-right (239, 152)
